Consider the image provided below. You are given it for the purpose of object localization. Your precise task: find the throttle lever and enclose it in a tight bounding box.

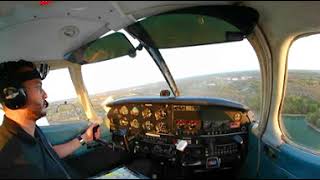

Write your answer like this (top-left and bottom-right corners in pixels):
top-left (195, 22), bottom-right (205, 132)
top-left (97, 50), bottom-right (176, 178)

top-left (92, 124), bottom-right (108, 145)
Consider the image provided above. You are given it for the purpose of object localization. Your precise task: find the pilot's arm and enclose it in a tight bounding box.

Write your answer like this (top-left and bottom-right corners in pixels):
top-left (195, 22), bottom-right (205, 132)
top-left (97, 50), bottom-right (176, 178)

top-left (52, 123), bottom-right (101, 158)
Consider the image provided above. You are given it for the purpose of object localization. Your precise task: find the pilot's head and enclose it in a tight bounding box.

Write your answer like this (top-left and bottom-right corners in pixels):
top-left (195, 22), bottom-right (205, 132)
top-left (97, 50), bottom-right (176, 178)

top-left (0, 60), bottom-right (49, 121)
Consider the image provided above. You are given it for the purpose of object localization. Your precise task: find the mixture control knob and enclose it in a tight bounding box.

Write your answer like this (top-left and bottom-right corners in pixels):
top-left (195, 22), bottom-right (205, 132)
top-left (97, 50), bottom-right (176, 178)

top-left (233, 135), bottom-right (243, 145)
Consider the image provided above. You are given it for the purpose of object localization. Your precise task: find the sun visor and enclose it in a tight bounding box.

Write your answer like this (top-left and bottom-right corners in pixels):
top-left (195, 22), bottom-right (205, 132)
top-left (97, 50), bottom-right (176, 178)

top-left (64, 32), bottom-right (136, 65)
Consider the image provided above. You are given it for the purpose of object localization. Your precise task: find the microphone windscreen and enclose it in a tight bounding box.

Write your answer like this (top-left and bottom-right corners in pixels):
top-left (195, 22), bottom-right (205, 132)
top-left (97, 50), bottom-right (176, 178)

top-left (44, 100), bottom-right (49, 108)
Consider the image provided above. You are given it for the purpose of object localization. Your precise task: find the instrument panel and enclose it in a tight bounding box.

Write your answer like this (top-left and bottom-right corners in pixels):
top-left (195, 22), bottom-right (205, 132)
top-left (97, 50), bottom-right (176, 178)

top-left (108, 103), bottom-right (250, 138)
top-left (106, 97), bottom-right (252, 175)
top-left (109, 103), bottom-right (172, 137)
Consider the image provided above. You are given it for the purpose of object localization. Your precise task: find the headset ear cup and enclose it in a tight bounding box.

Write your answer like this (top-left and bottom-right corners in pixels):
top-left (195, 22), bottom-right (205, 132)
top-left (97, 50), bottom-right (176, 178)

top-left (2, 86), bottom-right (27, 110)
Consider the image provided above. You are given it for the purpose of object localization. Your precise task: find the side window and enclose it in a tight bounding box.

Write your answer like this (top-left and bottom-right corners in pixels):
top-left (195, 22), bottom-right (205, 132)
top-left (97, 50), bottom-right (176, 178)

top-left (281, 34), bottom-right (320, 152)
top-left (41, 68), bottom-right (87, 126)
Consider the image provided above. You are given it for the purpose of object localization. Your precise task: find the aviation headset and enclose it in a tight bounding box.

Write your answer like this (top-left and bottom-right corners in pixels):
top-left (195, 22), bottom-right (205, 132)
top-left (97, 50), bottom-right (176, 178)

top-left (0, 60), bottom-right (49, 110)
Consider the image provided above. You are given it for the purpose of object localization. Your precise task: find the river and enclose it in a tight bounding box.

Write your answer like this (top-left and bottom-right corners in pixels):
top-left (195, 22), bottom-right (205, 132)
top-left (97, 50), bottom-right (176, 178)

top-left (282, 115), bottom-right (320, 150)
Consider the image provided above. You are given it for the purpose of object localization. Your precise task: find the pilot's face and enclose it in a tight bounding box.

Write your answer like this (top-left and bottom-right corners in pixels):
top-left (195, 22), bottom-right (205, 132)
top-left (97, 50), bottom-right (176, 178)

top-left (22, 78), bottom-right (48, 120)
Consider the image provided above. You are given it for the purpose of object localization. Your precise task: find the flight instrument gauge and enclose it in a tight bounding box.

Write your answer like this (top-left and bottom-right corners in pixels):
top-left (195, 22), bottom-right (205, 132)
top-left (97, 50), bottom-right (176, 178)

top-left (143, 120), bottom-right (154, 131)
top-left (120, 106), bottom-right (129, 115)
top-left (142, 108), bottom-right (152, 119)
top-left (130, 107), bottom-right (139, 116)
top-left (155, 109), bottom-right (167, 121)
top-left (130, 119), bottom-right (140, 129)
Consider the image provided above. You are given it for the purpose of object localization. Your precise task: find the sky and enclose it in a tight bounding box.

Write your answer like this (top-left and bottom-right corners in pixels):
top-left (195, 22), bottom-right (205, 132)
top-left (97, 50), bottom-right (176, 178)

top-left (288, 34), bottom-right (320, 70)
top-left (42, 32), bottom-right (320, 102)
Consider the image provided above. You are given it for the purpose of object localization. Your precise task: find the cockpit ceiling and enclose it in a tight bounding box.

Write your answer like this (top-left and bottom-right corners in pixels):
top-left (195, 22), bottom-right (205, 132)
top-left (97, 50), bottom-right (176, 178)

top-left (0, 1), bottom-right (234, 62)
top-left (0, 1), bottom-right (320, 63)
top-left (245, 1), bottom-right (320, 45)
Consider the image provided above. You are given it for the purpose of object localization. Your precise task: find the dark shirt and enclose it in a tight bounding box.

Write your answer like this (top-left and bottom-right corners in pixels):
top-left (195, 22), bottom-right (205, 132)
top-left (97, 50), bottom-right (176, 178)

top-left (0, 116), bottom-right (72, 179)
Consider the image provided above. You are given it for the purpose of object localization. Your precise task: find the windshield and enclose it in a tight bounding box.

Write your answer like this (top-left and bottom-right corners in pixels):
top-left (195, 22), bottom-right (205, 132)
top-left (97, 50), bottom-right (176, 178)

top-left (160, 40), bottom-right (260, 116)
top-left (81, 33), bottom-right (260, 120)
top-left (80, 7), bottom-right (261, 119)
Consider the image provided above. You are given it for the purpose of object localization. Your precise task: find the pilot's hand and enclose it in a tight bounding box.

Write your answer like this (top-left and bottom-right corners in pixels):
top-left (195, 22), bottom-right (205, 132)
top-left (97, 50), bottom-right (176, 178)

top-left (81, 123), bottom-right (101, 143)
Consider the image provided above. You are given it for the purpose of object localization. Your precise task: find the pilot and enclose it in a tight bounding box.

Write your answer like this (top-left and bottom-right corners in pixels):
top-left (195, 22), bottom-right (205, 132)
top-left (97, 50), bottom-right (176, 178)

top-left (0, 60), bottom-right (159, 179)
top-left (0, 60), bottom-right (105, 178)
